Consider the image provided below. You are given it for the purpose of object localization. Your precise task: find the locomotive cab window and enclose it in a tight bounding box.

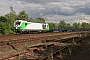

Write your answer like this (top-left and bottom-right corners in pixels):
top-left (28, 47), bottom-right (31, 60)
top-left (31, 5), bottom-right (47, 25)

top-left (15, 21), bottom-right (21, 25)
top-left (42, 24), bottom-right (46, 29)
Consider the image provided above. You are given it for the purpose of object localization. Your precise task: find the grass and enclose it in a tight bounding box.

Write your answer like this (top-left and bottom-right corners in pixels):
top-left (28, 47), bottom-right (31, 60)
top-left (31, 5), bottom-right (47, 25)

top-left (68, 46), bottom-right (72, 56)
top-left (72, 38), bottom-right (76, 47)
top-left (3, 48), bottom-right (9, 52)
top-left (24, 44), bottom-right (29, 49)
top-left (50, 48), bottom-right (54, 60)
top-left (18, 53), bottom-right (20, 60)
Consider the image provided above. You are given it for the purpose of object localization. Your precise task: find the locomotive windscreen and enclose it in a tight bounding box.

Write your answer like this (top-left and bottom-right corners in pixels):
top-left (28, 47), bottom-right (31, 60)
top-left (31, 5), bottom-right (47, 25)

top-left (15, 21), bottom-right (21, 26)
top-left (42, 24), bottom-right (46, 29)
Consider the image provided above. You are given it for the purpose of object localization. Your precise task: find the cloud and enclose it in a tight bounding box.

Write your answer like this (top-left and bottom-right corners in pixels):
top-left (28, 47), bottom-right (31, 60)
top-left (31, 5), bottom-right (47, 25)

top-left (16, 1), bottom-right (22, 4)
top-left (75, 20), bottom-right (89, 23)
top-left (0, 2), bottom-right (6, 6)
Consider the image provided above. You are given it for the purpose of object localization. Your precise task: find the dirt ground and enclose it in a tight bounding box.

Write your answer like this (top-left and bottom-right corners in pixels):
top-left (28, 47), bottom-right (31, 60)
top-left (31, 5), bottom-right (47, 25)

top-left (64, 36), bottom-right (90, 60)
top-left (19, 34), bottom-right (90, 60)
top-left (0, 32), bottom-right (90, 60)
top-left (21, 36), bottom-right (90, 60)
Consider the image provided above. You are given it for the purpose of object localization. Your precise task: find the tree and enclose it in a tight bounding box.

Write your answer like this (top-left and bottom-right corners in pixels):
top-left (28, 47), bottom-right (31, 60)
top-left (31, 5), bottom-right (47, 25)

top-left (36, 18), bottom-right (45, 23)
top-left (72, 23), bottom-right (81, 30)
top-left (58, 20), bottom-right (67, 30)
top-left (5, 12), bottom-right (16, 29)
top-left (28, 17), bottom-right (35, 22)
top-left (0, 22), bottom-right (9, 34)
top-left (66, 23), bottom-right (71, 28)
top-left (17, 11), bottom-right (28, 20)
top-left (65, 23), bottom-right (72, 30)
top-left (48, 22), bottom-right (55, 31)
top-left (0, 16), bottom-right (8, 22)
top-left (0, 16), bottom-right (9, 34)
top-left (81, 22), bottom-right (90, 30)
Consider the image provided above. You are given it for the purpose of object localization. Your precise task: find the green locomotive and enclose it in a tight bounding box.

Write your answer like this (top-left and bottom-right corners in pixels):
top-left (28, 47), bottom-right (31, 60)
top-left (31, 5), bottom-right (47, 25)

top-left (14, 20), bottom-right (50, 33)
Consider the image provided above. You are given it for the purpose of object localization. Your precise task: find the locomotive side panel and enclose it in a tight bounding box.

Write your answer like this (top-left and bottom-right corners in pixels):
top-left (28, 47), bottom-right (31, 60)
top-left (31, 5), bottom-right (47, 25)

top-left (25, 23), bottom-right (44, 30)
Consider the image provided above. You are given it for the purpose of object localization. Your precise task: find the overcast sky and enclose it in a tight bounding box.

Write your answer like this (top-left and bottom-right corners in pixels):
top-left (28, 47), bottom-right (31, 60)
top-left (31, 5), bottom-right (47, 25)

top-left (0, 0), bottom-right (90, 24)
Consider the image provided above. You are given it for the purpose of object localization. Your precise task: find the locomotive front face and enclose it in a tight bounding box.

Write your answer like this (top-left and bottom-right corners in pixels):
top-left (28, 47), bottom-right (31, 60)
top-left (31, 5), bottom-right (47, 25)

top-left (14, 21), bottom-right (21, 27)
top-left (14, 20), bottom-right (22, 32)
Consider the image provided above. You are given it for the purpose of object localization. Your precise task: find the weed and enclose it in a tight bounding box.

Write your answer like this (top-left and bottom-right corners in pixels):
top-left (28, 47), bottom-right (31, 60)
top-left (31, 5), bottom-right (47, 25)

top-left (4, 48), bottom-right (9, 52)
top-left (72, 38), bottom-right (76, 47)
top-left (51, 48), bottom-right (54, 60)
top-left (59, 44), bottom-right (63, 59)
top-left (68, 46), bottom-right (72, 56)
top-left (79, 34), bottom-right (82, 37)
top-left (24, 44), bottom-right (29, 49)
top-left (44, 41), bottom-right (47, 48)
top-left (18, 53), bottom-right (20, 60)
top-left (84, 33), bottom-right (87, 37)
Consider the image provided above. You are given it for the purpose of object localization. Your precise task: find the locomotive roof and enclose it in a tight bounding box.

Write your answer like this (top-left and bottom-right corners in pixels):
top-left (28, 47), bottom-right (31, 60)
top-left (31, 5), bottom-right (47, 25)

top-left (15, 20), bottom-right (47, 24)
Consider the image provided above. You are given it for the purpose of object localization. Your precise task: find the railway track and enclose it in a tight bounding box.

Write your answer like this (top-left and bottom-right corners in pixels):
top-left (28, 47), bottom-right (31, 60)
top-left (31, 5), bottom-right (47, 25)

top-left (0, 32), bottom-right (79, 46)
top-left (0, 31), bottom-right (89, 60)
top-left (0, 31), bottom-right (86, 41)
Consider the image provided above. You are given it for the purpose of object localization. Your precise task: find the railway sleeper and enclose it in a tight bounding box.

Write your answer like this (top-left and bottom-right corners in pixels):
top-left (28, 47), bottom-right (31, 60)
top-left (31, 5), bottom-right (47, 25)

top-left (6, 43), bottom-right (17, 50)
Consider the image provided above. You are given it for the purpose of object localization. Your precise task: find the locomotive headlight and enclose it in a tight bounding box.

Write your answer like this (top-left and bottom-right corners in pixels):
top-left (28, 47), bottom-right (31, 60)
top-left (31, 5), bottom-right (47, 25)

top-left (16, 27), bottom-right (18, 29)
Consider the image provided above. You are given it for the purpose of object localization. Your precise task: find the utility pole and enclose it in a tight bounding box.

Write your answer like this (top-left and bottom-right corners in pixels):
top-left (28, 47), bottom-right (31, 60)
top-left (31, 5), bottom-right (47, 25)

top-left (10, 5), bottom-right (16, 14)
